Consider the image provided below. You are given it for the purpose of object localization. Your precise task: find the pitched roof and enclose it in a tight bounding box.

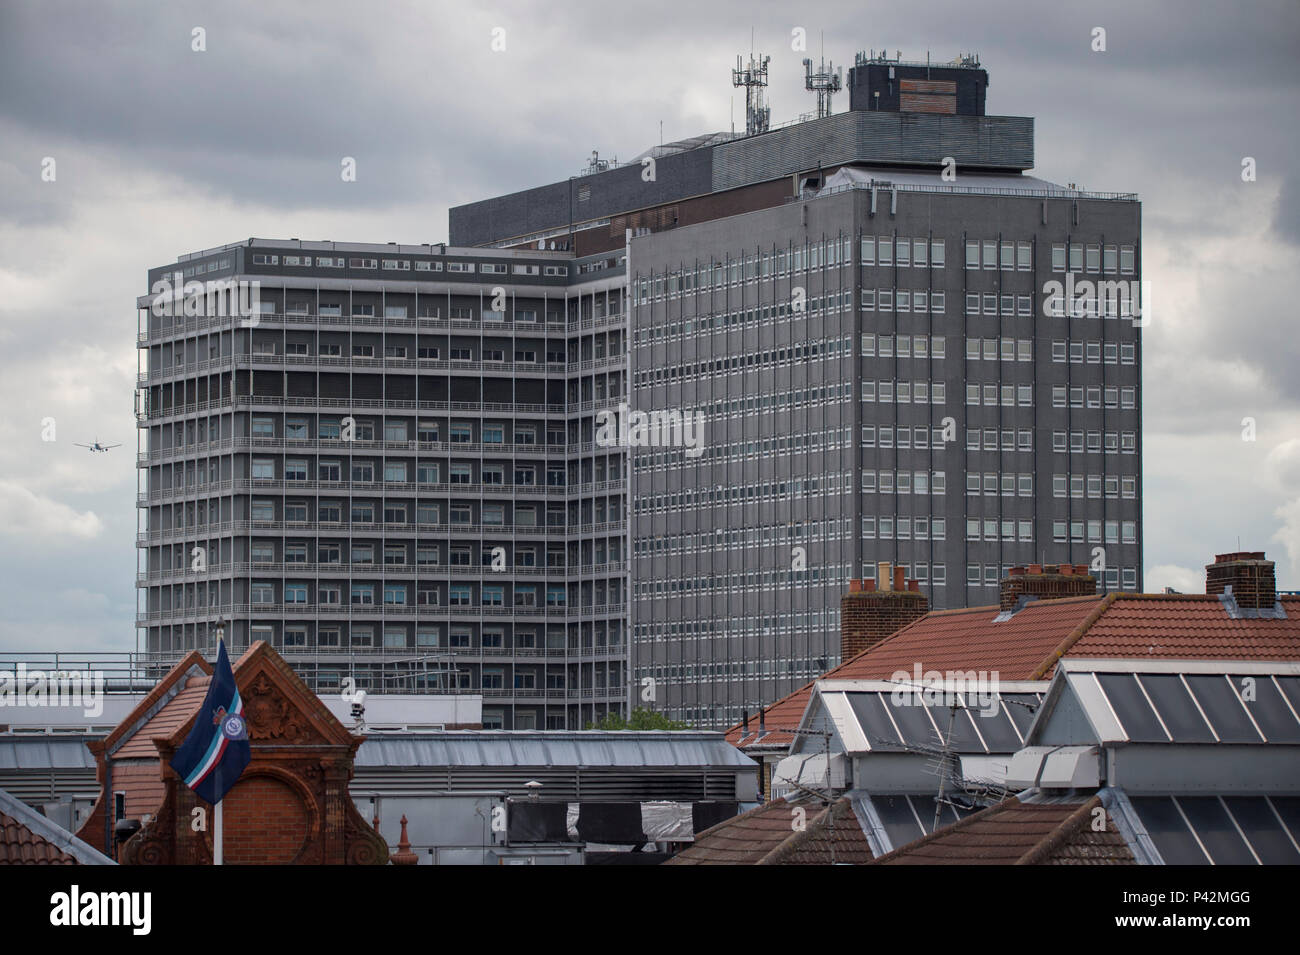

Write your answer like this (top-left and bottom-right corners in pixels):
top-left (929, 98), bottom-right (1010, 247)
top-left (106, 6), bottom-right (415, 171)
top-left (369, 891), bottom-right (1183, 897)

top-left (871, 795), bottom-right (1134, 865)
top-left (664, 797), bottom-right (874, 865)
top-left (730, 594), bottom-right (1300, 750)
top-left (1047, 595), bottom-right (1300, 673)
top-left (730, 595), bottom-right (1106, 748)
top-left (0, 788), bottom-right (114, 865)
top-left (114, 676), bottom-right (210, 759)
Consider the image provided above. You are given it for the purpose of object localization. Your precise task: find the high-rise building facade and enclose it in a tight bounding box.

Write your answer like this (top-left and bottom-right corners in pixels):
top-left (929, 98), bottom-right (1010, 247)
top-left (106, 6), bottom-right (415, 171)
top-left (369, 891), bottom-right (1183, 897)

top-left (136, 242), bottom-right (629, 730)
top-left (137, 52), bottom-right (1141, 730)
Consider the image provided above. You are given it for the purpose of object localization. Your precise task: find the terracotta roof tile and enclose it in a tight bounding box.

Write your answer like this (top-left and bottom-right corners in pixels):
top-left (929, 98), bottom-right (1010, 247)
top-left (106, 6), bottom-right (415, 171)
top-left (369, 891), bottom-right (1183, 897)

top-left (0, 808), bottom-right (77, 864)
top-left (113, 676), bottom-right (210, 760)
top-left (0, 789), bottom-right (113, 865)
top-left (730, 596), bottom-right (1106, 748)
top-left (1065, 595), bottom-right (1300, 663)
top-left (665, 797), bottom-right (873, 865)
top-left (730, 593), bottom-right (1300, 750)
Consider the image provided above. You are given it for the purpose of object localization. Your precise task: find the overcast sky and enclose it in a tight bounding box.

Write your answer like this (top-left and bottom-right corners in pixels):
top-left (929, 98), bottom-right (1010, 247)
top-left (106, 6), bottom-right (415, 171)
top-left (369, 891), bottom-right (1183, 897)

top-left (0, 0), bottom-right (1296, 652)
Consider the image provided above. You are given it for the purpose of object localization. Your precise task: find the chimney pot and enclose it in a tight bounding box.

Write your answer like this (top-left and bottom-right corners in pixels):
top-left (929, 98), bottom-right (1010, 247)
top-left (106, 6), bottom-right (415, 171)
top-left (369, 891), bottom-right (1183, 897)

top-left (864, 579), bottom-right (877, 592)
top-left (877, 561), bottom-right (892, 591)
top-left (893, 566), bottom-right (905, 592)
top-left (908, 579), bottom-right (920, 592)
top-left (999, 560), bottom-right (1097, 611)
top-left (849, 579), bottom-right (862, 593)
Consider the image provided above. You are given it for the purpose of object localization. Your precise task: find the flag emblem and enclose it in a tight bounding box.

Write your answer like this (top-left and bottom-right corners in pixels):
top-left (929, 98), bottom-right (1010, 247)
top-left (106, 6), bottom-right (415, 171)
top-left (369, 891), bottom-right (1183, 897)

top-left (169, 640), bottom-right (251, 805)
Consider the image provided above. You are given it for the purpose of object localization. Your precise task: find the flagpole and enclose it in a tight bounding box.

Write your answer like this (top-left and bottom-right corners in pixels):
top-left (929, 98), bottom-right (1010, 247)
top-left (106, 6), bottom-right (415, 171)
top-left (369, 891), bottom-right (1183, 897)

top-left (214, 800), bottom-right (223, 865)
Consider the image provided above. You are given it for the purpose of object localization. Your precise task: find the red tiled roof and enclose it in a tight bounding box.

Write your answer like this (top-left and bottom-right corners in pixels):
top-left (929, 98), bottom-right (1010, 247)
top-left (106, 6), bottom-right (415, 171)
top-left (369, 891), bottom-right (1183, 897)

top-left (664, 796), bottom-right (873, 865)
top-left (0, 808), bottom-right (77, 864)
top-left (729, 595), bottom-right (1106, 748)
top-left (730, 593), bottom-right (1300, 749)
top-left (871, 795), bottom-right (1134, 865)
top-left (1049, 595), bottom-right (1300, 672)
top-left (0, 789), bottom-right (113, 865)
top-left (114, 676), bottom-right (211, 760)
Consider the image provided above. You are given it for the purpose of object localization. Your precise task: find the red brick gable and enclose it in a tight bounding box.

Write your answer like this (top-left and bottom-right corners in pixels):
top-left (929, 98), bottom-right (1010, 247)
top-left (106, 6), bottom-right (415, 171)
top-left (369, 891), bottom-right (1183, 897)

top-left (78, 641), bottom-right (387, 865)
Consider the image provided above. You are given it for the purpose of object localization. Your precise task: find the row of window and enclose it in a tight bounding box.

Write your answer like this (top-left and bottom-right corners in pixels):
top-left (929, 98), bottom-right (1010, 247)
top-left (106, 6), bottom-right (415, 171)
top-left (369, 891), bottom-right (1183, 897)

top-left (1051, 474), bottom-right (1140, 498)
top-left (251, 252), bottom-right (566, 277)
top-left (684, 381), bottom-right (853, 418)
top-left (1049, 385), bottom-right (1138, 410)
top-left (1052, 427), bottom-right (1137, 454)
top-left (861, 334), bottom-right (946, 358)
top-left (1051, 519), bottom-right (1139, 544)
top-left (633, 517), bottom-right (852, 556)
top-left (962, 383), bottom-right (1034, 407)
top-left (252, 418), bottom-right (555, 444)
top-left (634, 238), bottom-right (855, 302)
top-left (860, 516), bottom-right (948, 541)
top-left (861, 470), bottom-right (949, 494)
top-left (636, 611), bottom-right (841, 645)
top-left (249, 581), bottom-right (574, 607)
top-left (636, 337), bottom-right (852, 388)
top-left (174, 256), bottom-right (233, 278)
top-left (632, 472), bottom-right (847, 514)
top-left (669, 426), bottom-right (850, 466)
top-left (249, 499), bottom-right (570, 526)
top-left (862, 379), bottom-right (949, 403)
top-left (966, 563), bottom-right (1138, 589)
top-left (861, 288), bottom-right (946, 313)
top-left (960, 240), bottom-right (1136, 274)
top-left (861, 237), bottom-right (946, 268)
top-left (249, 459), bottom-right (575, 484)
top-left (864, 426), bottom-right (958, 449)
top-left (246, 541), bottom-right (590, 566)
top-left (1050, 340), bottom-right (1137, 364)
top-left (633, 565), bottom-right (840, 599)
top-left (635, 290), bottom-right (853, 345)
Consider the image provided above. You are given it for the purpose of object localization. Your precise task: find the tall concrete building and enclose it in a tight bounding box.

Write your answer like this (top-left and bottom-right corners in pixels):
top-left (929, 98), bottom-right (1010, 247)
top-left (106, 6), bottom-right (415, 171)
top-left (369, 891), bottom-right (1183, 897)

top-left (137, 51), bottom-right (1142, 730)
top-left (136, 242), bottom-right (629, 730)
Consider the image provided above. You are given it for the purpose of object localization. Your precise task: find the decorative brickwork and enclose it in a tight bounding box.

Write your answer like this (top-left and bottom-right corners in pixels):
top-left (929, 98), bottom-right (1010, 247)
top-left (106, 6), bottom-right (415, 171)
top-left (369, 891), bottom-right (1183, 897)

top-left (79, 641), bottom-right (388, 865)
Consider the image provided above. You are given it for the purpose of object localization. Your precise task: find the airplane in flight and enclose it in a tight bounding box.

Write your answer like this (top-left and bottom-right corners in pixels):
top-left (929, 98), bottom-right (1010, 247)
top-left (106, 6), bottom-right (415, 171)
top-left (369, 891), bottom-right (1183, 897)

top-left (74, 439), bottom-right (121, 453)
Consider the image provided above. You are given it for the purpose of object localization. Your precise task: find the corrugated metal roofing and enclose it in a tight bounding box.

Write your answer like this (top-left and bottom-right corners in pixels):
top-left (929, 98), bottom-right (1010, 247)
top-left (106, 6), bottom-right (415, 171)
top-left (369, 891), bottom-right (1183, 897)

top-left (355, 731), bottom-right (754, 770)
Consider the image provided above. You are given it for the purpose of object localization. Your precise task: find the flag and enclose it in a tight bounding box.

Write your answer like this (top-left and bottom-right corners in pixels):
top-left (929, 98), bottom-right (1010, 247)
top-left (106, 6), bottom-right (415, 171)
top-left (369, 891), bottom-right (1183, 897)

top-left (169, 640), bottom-right (251, 804)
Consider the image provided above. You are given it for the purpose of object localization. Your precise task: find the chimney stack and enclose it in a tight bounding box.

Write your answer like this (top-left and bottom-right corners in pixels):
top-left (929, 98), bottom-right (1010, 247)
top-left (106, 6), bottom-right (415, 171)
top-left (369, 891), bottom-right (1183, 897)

top-left (840, 563), bottom-right (930, 660)
top-left (1206, 552), bottom-right (1276, 610)
top-left (999, 564), bottom-right (1097, 611)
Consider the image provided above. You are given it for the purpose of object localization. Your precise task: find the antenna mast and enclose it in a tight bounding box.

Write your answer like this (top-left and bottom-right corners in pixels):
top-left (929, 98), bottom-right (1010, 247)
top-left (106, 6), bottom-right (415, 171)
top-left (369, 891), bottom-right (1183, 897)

top-left (802, 55), bottom-right (842, 119)
top-left (732, 52), bottom-right (771, 136)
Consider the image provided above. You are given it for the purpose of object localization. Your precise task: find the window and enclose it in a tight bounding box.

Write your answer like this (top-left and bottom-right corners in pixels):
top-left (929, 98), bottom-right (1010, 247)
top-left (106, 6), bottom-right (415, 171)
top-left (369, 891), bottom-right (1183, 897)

top-left (351, 584), bottom-right (374, 606)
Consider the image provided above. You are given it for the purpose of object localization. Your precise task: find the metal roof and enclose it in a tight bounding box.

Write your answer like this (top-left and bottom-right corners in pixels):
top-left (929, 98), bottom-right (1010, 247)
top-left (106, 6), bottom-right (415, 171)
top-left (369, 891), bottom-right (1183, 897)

top-left (354, 731), bottom-right (754, 771)
top-left (0, 737), bottom-right (97, 771)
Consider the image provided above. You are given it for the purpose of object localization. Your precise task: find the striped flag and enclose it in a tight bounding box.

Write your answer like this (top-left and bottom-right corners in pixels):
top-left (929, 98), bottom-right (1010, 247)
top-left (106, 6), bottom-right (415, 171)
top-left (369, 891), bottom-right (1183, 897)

top-left (169, 640), bottom-right (250, 805)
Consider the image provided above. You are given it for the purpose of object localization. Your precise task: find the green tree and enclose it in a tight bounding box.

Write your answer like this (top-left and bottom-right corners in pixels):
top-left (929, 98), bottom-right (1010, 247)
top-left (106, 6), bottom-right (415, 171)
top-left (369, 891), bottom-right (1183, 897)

top-left (584, 707), bottom-right (692, 731)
